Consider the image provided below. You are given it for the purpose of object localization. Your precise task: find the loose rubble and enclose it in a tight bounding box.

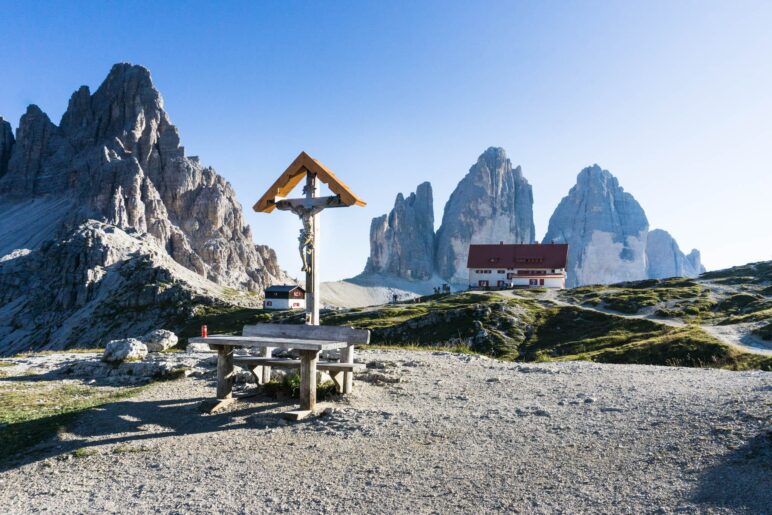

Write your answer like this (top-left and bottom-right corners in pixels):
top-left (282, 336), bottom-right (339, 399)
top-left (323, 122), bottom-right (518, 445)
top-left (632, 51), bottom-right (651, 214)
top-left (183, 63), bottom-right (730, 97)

top-left (1, 349), bottom-right (769, 513)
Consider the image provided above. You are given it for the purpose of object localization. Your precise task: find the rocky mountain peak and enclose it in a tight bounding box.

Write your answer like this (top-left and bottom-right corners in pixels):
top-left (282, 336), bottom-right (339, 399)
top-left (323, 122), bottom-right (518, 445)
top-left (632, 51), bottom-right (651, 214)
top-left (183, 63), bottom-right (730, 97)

top-left (0, 117), bottom-right (13, 177)
top-left (544, 165), bottom-right (649, 287)
top-left (435, 147), bottom-right (535, 283)
top-left (686, 249), bottom-right (706, 275)
top-left (0, 63), bottom-right (286, 290)
top-left (365, 181), bottom-right (435, 281)
top-left (0, 63), bottom-right (289, 352)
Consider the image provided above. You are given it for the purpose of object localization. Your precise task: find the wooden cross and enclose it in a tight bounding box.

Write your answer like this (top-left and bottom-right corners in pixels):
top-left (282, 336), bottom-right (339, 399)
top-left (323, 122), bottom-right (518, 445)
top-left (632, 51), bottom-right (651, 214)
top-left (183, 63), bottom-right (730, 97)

top-left (254, 152), bottom-right (365, 325)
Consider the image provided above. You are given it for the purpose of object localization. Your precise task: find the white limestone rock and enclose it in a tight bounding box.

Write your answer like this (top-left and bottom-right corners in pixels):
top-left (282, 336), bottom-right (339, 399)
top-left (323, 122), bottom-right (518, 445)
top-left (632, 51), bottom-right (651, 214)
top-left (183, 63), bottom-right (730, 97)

top-left (140, 329), bottom-right (178, 352)
top-left (646, 229), bottom-right (705, 279)
top-left (103, 338), bottom-right (147, 363)
top-left (364, 182), bottom-right (435, 281)
top-left (543, 165), bottom-right (649, 287)
top-left (435, 147), bottom-right (535, 283)
top-left (186, 342), bottom-right (213, 354)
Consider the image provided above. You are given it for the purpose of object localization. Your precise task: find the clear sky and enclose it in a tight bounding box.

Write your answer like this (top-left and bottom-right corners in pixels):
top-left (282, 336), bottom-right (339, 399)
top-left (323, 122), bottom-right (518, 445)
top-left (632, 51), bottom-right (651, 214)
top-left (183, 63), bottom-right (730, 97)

top-left (1, 1), bottom-right (771, 281)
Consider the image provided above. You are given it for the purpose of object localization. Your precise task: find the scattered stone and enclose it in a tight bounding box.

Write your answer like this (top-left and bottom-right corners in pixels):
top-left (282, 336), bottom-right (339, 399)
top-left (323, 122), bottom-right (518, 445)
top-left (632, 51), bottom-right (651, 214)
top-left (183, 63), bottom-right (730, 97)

top-left (140, 329), bottom-right (178, 352)
top-left (186, 343), bottom-right (213, 354)
top-left (102, 339), bottom-right (147, 363)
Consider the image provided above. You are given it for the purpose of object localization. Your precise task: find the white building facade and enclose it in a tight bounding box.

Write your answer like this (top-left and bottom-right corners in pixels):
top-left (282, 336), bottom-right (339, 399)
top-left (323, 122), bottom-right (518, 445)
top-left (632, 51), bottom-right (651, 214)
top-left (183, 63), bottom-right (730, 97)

top-left (467, 243), bottom-right (569, 289)
top-left (263, 285), bottom-right (306, 310)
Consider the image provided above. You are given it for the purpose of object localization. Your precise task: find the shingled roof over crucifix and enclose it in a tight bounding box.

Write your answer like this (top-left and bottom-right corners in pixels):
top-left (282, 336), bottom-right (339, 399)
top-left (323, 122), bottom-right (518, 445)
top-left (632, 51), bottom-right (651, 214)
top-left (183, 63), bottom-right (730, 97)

top-left (253, 151), bottom-right (366, 213)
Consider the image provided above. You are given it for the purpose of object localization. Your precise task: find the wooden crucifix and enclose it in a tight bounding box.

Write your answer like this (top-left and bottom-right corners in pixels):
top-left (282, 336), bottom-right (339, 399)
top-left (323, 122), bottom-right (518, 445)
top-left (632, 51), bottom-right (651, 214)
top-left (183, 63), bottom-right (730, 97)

top-left (254, 151), bottom-right (366, 325)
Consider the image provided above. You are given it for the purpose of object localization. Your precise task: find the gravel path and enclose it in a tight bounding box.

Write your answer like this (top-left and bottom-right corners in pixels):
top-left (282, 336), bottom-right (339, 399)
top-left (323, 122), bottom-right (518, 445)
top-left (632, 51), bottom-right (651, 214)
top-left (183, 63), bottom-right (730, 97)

top-left (1, 350), bottom-right (770, 514)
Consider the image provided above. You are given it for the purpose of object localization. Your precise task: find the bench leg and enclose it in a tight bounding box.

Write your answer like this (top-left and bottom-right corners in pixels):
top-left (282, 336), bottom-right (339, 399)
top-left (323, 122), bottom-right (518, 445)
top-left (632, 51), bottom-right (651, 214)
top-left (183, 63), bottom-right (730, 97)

top-left (261, 346), bottom-right (273, 384)
top-left (246, 365), bottom-right (262, 386)
top-left (216, 345), bottom-right (235, 400)
top-left (330, 371), bottom-right (344, 393)
top-left (342, 345), bottom-right (354, 394)
top-left (299, 349), bottom-right (319, 411)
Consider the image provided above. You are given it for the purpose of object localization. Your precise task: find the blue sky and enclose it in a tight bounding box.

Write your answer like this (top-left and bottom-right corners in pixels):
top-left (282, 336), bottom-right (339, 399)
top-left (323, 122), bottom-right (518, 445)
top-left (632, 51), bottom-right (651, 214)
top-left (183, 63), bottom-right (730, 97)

top-left (2, 1), bottom-right (771, 281)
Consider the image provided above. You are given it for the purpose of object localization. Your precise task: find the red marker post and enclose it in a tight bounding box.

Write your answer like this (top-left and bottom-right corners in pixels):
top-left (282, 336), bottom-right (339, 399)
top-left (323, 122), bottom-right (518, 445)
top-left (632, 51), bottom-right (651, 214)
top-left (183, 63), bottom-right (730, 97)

top-left (201, 325), bottom-right (208, 338)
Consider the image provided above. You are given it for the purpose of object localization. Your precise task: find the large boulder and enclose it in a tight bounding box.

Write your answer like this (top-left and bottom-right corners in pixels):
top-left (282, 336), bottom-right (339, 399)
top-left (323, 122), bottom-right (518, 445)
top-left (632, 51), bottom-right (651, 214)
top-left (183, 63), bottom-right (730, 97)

top-left (364, 182), bottom-right (435, 281)
top-left (140, 329), bottom-right (178, 352)
top-left (543, 165), bottom-right (649, 287)
top-left (435, 147), bottom-right (535, 283)
top-left (102, 338), bottom-right (148, 363)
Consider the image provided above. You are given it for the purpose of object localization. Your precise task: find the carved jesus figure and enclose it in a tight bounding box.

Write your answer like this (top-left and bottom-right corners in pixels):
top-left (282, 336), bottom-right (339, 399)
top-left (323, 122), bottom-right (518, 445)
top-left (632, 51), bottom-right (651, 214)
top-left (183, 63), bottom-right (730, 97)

top-left (298, 216), bottom-right (314, 272)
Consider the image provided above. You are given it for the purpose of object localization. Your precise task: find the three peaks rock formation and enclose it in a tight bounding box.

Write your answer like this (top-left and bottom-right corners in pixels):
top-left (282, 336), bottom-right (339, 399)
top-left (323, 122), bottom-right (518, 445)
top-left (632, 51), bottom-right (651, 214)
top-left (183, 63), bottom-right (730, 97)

top-left (363, 150), bottom-right (703, 288)
top-left (0, 63), bottom-right (286, 353)
top-left (364, 147), bottom-right (535, 284)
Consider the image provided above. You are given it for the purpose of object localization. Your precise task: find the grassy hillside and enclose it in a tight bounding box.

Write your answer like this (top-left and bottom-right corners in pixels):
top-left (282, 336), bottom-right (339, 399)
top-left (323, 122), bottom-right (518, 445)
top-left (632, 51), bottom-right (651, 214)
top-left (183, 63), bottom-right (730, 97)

top-left (180, 262), bottom-right (772, 371)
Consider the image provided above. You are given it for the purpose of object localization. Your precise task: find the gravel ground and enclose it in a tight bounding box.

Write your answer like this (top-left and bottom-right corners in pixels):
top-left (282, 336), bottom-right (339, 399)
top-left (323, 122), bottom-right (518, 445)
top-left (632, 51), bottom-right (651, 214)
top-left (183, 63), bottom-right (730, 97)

top-left (1, 350), bottom-right (770, 514)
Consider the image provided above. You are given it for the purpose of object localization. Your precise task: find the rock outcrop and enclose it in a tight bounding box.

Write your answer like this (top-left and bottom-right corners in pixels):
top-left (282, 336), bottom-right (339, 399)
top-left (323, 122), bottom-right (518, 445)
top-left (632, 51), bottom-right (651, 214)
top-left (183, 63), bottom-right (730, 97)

top-left (0, 221), bottom-right (251, 355)
top-left (364, 182), bottom-right (435, 280)
top-left (0, 117), bottom-right (13, 177)
top-left (543, 165), bottom-right (649, 287)
top-left (435, 147), bottom-right (535, 283)
top-left (140, 329), bottom-right (179, 352)
top-left (646, 229), bottom-right (705, 279)
top-left (686, 250), bottom-right (706, 276)
top-left (0, 64), bottom-right (288, 354)
top-left (0, 63), bottom-right (284, 291)
top-left (102, 338), bottom-right (148, 363)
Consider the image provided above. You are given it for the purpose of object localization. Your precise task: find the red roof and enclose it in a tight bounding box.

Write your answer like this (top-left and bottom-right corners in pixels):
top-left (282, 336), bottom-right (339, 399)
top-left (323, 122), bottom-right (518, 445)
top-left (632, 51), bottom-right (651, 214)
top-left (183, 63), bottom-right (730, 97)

top-left (467, 243), bottom-right (568, 269)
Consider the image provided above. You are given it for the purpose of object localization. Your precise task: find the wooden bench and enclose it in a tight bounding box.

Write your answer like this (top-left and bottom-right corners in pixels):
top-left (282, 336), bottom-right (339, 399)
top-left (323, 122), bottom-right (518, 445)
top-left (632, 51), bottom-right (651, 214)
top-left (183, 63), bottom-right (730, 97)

top-left (234, 356), bottom-right (366, 392)
top-left (240, 323), bottom-right (369, 396)
top-left (190, 323), bottom-right (370, 415)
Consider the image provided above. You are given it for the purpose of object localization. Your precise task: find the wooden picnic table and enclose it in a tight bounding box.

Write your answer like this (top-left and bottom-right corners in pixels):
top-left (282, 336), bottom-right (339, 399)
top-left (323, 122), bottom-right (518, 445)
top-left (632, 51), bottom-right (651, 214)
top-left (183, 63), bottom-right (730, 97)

top-left (189, 324), bottom-right (369, 418)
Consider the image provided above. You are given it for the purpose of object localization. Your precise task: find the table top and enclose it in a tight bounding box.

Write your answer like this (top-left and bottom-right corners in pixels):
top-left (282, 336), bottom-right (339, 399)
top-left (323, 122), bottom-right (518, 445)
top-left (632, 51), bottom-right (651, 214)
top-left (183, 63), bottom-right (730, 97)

top-left (189, 335), bottom-right (349, 351)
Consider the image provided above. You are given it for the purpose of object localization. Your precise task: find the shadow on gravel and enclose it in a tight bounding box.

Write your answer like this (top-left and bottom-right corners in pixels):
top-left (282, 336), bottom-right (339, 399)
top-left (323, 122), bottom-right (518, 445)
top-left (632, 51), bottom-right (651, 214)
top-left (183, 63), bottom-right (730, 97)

top-left (691, 431), bottom-right (772, 512)
top-left (0, 392), bottom-right (297, 473)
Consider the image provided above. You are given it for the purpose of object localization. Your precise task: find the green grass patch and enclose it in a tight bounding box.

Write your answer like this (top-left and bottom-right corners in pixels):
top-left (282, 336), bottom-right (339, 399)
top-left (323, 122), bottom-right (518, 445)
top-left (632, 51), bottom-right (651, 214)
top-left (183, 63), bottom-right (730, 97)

top-left (112, 444), bottom-right (149, 455)
top-left (559, 279), bottom-right (709, 316)
top-left (361, 343), bottom-right (478, 355)
top-left (13, 348), bottom-right (103, 358)
top-left (524, 312), bottom-right (771, 370)
top-left (752, 322), bottom-right (772, 341)
top-left (0, 382), bottom-right (144, 461)
top-left (701, 261), bottom-right (772, 283)
top-left (261, 373), bottom-right (339, 401)
top-left (206, 287), bottom-right (770, 372)
top-left (72, 447), bottom-right (97, 458)
top-left (718, 308), bottom-right (772, 325)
